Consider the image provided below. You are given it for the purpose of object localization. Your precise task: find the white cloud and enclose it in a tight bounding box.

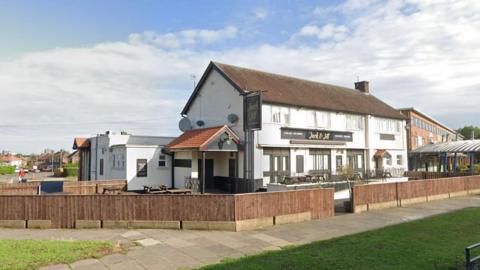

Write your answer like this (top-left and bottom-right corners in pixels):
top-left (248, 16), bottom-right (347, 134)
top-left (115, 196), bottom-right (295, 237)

top-left (297, 24), bottom-right (349, 40)
top-left (253, 8), bottom-right (268, 20)
top-left (129, 26), bottom-right (238, 49)
top-left (1, 0), bottom-right (480, 153)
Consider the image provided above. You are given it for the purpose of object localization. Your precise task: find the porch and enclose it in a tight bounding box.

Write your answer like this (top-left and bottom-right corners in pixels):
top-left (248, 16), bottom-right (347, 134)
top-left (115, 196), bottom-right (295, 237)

top-left (166, 125), bottom-right (262, 194)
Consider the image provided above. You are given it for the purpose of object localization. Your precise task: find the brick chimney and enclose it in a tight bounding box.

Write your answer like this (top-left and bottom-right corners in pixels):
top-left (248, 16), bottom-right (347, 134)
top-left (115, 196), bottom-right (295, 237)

top-left (354, 81), bottom-right (369, 94)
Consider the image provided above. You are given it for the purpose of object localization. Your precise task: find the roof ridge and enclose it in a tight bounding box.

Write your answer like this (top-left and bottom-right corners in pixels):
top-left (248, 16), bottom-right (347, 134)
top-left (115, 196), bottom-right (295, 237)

top-left (213, 61), bottom-right (361, 94)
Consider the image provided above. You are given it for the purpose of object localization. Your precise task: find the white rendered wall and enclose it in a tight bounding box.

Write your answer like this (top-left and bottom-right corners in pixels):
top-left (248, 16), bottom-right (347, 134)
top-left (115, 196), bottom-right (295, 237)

top-left (125, 146), bottom-right (172, 190)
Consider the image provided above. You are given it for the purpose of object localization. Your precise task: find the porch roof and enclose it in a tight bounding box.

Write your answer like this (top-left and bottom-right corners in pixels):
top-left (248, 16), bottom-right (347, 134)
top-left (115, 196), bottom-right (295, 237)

top-left (73, 137), bottom-right (90, 149)
top-left (374, 149), bottom-right (391, 158)
top-left (166, 125), bottom-right (240, 152)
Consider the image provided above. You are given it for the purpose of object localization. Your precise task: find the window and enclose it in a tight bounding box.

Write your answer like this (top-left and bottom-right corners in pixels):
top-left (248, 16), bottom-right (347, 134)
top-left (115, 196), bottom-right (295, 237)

top-left (336, 156), bottom-right (343, 171)
top-left (397, 155), bottom-right (403, 165)
top-left (312, 154), bottom-right (329, 171)
top-left (296, 155), bottom-right (304, 174)
top-left (307, 111), bottom-right (316, 127)
top-left (376, 118), bottom-right (400, 133)
top-left (112, 154), bottom-right (116, 168)
top-left (272, 106), bottom-right (281, 123)
top-left (158, 154), bottom-right (167, 167)
top-left (136, 159), bottom-right (147, 177)
top-left (346, 115), bottom-right (363, 130)
top-left (386, 155), bottom-right (392, 166)
top-left (263, 148), bottom-right (290, 183)
top-left (315, 112), bottom-right (330, 128)
top-left (99, 159), bottom-right (104, 175)
top-left (347, 151), bottom-right (364, 170)
top-left (271, 106), bottom-right (290, 125)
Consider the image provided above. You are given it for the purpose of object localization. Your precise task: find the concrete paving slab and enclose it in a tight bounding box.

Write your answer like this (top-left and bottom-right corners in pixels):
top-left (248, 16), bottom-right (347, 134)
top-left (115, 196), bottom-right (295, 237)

top-left (99, 253), bottom-right (130, 266)
top-left (135, 238), bottom-right (161, 247)
top-left (39, 264), bottom-right (70, 270)
top-left (71, 259), bottom-right (107, 270)
top-left (121, 231), bottom-right (145, 240)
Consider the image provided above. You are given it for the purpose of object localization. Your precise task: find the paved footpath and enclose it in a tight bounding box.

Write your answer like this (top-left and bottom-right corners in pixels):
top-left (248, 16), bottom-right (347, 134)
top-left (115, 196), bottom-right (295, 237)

top-left (0, 195), bottom-right (478, 270)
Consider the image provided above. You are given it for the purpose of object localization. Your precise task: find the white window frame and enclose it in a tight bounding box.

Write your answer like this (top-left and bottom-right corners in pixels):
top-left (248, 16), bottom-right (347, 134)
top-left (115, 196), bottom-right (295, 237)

top-left (158, 154), bottom-right (167, 168)
top-left (315, 111), bottom-right (330, 129)
top-left (346, 114), bottom-right (364, 131)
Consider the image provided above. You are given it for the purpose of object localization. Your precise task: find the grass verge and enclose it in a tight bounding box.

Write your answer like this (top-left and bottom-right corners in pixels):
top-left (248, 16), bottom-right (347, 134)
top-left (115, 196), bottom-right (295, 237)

top-left (201, 207), bottom-right (480, 270)
top-left (0, 239), bottom-right (118, 270)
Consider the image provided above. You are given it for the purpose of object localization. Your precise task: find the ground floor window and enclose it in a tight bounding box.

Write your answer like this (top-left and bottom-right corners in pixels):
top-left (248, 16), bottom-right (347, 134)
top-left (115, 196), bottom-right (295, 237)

top-left (336, 155), bottom-right (343, 171)
top-left (397, 155), bottom-right (403, 165)
top-left (136, 159), bottom-right (148, 177)
top-left (296, 155), bottom-right (304, 174)
top-left (347, 150), bottom-right (364, 172)
top-left (263, 148), bottom-right (290, 183)
top-left (310, 149), bottom-right (330, 173)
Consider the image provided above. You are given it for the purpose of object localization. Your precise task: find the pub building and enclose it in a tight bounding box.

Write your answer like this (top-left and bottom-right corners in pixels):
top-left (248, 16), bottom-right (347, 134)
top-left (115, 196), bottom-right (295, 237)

top-left (165, 61), bottom-right (408, 193)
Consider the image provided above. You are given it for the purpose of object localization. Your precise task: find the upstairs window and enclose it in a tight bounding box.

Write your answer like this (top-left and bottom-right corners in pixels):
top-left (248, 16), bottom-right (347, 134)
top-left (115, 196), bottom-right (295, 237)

top-left (346, 115), bottom-right (364, 130)
top-left (315, 112), bottom-right (330, 128)
top-left (271, 106), bottom-right (290, 125)
top-left (376, 118), bottom-right (401, 133)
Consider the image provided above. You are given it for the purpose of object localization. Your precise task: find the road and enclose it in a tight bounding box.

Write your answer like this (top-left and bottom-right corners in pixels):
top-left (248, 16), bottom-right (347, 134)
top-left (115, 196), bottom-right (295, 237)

top-left (0, 172), bottom-right (57, 184)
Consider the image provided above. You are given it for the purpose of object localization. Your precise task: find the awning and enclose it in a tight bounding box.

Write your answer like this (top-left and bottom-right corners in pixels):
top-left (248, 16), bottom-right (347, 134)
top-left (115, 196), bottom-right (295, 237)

top-left (374, 149), bottom-right (391, 158)
top-left (166, 125), bottom-right (241, 152)
top-left (412, 140), bottom-right (480, 154)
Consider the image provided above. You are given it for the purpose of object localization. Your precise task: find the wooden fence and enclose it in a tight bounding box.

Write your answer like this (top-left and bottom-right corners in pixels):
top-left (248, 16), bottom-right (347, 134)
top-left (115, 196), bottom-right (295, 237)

top-left (0, 188), bottom-right (333, 229)
top-left (352, 175), bottom-right (480, 213)
top-left (0, 182), bottom-right (40, 195)
top-left (0, 180), bottom-right (127, 195)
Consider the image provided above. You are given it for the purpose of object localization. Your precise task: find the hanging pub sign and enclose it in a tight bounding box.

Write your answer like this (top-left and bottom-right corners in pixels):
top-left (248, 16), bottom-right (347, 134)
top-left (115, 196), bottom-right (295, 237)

top-left (281, 128), bottom-right (353, 142)
top-left (243, 93), bottom-right (262, 131)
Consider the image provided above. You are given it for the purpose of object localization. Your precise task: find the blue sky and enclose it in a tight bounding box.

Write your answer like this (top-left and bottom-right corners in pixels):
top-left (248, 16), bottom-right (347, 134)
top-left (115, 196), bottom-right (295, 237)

top-left (0, 0), bottom-right (339, 59)
top-left (0, 0), bottom-right (479, 153)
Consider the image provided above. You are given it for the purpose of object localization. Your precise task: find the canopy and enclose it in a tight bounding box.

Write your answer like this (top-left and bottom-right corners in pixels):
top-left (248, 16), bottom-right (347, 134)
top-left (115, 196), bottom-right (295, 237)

top-left (412, 140), bottom-right (480, 154)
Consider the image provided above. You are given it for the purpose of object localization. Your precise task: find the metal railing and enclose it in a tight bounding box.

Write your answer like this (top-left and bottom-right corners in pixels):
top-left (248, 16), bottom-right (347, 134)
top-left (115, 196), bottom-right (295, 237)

top-left (466, 243), bottom-right (480, 270)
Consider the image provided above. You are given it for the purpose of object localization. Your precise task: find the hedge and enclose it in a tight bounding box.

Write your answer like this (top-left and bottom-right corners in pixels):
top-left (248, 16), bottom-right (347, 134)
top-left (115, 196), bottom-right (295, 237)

top-left (63, 164), bottom-right (78, 177)
top-left (0, 166), bottom-right (15, 175)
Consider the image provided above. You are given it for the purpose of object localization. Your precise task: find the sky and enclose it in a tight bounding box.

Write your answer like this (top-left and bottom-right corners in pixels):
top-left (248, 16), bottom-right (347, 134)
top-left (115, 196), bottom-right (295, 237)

top-left (0, 0), bottom-right (479, 154)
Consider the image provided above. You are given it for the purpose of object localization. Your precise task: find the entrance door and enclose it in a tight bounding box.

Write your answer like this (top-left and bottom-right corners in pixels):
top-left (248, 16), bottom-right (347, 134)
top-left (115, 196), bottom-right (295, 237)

top-left (198, 159), bottom-right (214, 189)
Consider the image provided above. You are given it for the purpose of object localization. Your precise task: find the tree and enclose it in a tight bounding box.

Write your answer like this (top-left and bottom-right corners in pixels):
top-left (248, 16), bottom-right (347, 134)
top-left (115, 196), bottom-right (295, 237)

top-left (456, 126), bottom-right (480, 139)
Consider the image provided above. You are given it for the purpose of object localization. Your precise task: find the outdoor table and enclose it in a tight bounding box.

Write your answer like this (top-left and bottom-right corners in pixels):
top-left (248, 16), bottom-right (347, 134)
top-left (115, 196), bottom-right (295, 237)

top-left (102, 187), bottom-right (122, 195)
top-left (143, 185), bottom-right (167, 193)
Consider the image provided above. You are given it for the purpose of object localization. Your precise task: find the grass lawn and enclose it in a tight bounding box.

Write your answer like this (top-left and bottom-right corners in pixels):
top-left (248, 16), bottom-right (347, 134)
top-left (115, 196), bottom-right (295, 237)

top-left (0, 240), bottom-right (118, 270)
top-left (202, 207), bottom-right (480, 270)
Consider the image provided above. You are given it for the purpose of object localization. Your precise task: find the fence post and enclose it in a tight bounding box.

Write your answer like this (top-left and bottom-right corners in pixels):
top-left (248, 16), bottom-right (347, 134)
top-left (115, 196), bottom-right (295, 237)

top-left (396, 182), bottom-right (400, 207)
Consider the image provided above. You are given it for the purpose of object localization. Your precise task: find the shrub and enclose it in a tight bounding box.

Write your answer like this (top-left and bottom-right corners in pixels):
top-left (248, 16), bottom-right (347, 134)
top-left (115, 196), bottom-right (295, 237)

top-left (62, 164), bottom-right (78, 177)
top-left (0, 166), bottom-right (15, 175)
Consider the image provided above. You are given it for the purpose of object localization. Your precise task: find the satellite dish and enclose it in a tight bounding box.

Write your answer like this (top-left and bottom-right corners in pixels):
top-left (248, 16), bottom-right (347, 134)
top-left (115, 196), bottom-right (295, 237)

top-left (227, 113), bottom-right (239, 123)
top-left (196, 120), bottom-right (205, 127)
top-left (179, 117), bottom-right (192, 132)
